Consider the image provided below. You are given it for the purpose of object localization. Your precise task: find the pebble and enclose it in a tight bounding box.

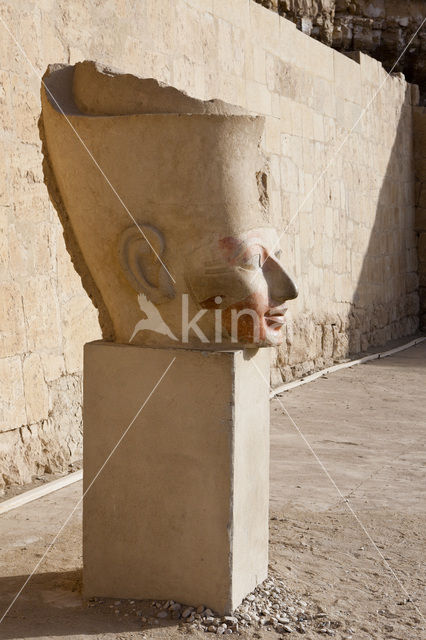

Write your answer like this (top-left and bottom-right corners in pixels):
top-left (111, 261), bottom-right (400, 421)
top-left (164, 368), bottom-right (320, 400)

top-left (99, 575), bottom-right (348, 637)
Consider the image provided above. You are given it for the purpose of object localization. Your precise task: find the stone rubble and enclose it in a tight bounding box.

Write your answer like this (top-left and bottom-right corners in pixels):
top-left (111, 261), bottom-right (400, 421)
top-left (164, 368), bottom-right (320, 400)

top-left (90, 574), bottom-right (350, 636)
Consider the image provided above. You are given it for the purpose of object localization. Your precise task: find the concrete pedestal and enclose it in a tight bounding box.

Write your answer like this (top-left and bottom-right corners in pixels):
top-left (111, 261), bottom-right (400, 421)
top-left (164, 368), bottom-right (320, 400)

top-left (83, 341), bottom-right (270, 614)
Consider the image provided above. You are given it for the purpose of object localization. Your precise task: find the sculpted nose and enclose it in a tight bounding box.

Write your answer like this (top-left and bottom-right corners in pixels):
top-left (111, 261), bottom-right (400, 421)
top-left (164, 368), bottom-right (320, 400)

top-left (263, 256), bottom-right (298, 303)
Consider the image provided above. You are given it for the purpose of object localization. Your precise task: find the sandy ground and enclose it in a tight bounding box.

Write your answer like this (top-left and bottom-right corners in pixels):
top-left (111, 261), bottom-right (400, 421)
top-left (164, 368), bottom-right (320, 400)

top-left (0, 341), bottom-right (425, 640)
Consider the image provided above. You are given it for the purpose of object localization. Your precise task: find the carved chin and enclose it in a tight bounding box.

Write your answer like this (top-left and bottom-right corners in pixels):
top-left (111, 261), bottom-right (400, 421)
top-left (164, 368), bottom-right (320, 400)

top-left (263, 322), bottom-right (285, 346)
top-left (222, 309), bottom-right (285, 346)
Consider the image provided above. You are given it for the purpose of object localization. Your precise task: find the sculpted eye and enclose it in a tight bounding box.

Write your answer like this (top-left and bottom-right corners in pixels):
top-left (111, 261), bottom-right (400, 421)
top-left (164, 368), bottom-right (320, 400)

top-left (240, 253), bottom-right (262, 270)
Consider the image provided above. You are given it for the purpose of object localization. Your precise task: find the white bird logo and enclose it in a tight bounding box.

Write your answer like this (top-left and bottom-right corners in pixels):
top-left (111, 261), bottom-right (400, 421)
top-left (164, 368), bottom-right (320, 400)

top-left (130, 294), bottom-right (178, 342)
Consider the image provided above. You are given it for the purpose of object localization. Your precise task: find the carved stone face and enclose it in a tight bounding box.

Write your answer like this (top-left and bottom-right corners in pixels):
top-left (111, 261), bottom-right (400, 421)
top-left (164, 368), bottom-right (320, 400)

top-left (186, 227), bottom-right (297, 345)
top-left (41, 61), bottom-right (298, 349)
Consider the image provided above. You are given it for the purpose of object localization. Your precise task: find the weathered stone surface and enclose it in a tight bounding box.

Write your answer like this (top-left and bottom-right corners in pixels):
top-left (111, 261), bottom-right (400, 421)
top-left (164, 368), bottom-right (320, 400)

top-left (0, 373), bottom-right (83, 490)
top-left (21, 277), bottom-right (62, 353)
top-left (349, 328), bottom-right (361, 354)
top-left (405, 292), bottom-right (420, 316)
top-left (420, 288), bottom-right (426, 312)
top-left (61, 295), bottom-right (100, 374)
top-left (321, 324), bottom-right (334, 359)
top-left (414, 108), bottom-right (426, 327)
top-left (406, 271), bottom-right (419, 293)
top-left (332, 326), bottom-right (349, 361)
top-left (48, 374), bottom-right (84, 461)
top-left (0, 283), bottom-right (27, 358)
top-left (254, 0), bottom-right (426, 103)
top-left (419, 233), bottom-right (426, 262)
top-left (415, 207), bottom-right (426, 231)
top-left (22, 353), bottom-right (50, 424)
top-left (0, 356), bottom-right (26, 433)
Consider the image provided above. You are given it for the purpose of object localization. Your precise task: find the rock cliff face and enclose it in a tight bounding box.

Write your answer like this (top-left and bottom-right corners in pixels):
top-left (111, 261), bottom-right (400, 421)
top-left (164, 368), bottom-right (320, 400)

top-left (255, 0), bottom-right (426, 102)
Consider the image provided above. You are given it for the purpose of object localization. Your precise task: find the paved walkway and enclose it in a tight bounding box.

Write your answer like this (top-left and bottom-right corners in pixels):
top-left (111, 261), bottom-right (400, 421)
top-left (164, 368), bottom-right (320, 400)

top-left (0, 341), bottom-right (424, 639)
top-left (270, 340), bottom-right (426, 514)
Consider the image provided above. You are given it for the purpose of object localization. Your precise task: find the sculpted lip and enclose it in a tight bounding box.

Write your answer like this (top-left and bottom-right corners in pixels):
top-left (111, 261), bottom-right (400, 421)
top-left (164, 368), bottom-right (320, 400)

top-left (265, 316), bottom-right (286, 326)
top-left (264, 307), bottom-right (287, 327)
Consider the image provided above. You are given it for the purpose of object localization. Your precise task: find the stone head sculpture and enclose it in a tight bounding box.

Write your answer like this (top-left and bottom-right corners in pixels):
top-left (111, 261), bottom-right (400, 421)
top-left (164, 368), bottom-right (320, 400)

top-left (41, 61), bottom-right (297, 349)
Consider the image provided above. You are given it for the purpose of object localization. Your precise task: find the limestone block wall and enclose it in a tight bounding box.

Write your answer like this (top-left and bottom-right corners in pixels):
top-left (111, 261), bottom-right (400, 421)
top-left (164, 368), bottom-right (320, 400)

top-left (413, 106), bottom-right (426, 329)
top-left (0, 0), bottom-right (419, 487)
top-left (254, 0), bottom-right (426, 103)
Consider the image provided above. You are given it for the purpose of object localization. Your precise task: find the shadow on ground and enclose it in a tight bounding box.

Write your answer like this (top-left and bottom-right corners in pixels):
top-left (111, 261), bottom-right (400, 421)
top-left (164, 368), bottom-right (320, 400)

top-left (0, 569), bottom-right (145, 637)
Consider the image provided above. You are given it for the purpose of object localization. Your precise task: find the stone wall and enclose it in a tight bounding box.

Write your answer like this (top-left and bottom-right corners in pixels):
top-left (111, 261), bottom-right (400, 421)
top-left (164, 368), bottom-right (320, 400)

top-left (414, 106), bottom-right (426, 329)
top-left (0, 0), bottom-right (419, 488)
top-left (333, 0), bottom-right (426, 100)
top-left (254, 0), bottom-right (426, 103)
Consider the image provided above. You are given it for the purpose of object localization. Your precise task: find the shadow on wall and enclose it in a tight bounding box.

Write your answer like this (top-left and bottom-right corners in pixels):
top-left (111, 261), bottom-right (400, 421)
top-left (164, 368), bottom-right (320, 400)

top-left (413, 106), bottom-right (426, 329)
top-left (274, 81), bottom-right (420, 385)
top-left (348, 83), bottom-right (419, 354)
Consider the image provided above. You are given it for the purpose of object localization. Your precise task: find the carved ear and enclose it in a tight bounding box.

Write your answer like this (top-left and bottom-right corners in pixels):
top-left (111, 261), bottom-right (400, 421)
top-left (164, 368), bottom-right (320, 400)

top-left (119, 223), bottom-right (175, 304)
